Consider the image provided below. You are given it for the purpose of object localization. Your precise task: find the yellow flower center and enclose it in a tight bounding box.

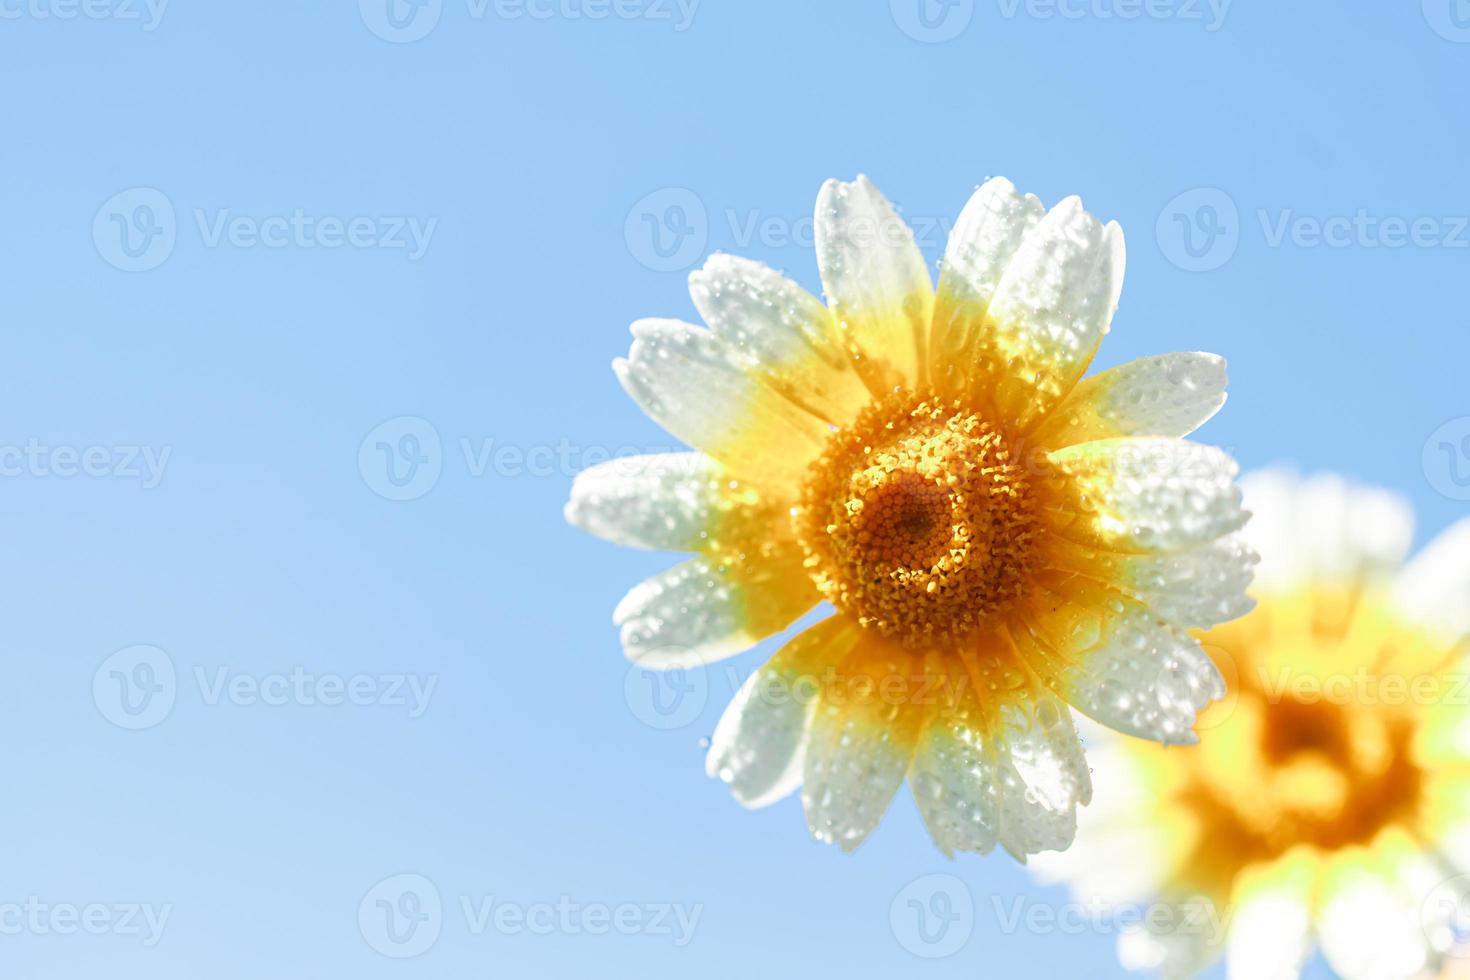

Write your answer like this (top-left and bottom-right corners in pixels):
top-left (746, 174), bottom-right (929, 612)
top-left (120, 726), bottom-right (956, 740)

top-left (1162, 594), bottom-right (1450, 898)
top-left (1239, 694), bottom-right (1420, 852)
top-left (794, 390), bottom-right (1043, 647)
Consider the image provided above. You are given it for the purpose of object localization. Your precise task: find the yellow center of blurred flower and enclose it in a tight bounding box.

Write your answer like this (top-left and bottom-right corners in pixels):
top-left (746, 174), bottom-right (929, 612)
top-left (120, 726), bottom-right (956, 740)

top-left (1242, 695), bottom-right (1418, 851)
top-left (794, 390), bottom-right (1042, 646)
top-left (1158, 592), bottom-right (1450, 897)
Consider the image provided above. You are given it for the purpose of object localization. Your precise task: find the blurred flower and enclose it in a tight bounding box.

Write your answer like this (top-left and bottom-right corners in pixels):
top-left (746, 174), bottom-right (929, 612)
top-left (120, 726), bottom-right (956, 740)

top-left (1036, 471), bottom-right (1470, 978)
top-left (567, 175), bottom-right (1252, 855)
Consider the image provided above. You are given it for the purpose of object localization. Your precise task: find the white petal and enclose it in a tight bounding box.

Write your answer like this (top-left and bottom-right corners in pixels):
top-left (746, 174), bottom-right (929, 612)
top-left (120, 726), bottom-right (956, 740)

top-left (1046, 438), bottom-right (1247, 554)
top-left (1417, 859), bottom-right (1470, 960)
top-left (803, 714), bottom-right (914, 853)
top-left (1394, 517), bottom-right (1470, 640)
top-left (909, 711), bottom-right (1002, 857)
top-left (704, 621), bottom-right (860, 809)
top-left (1318, 869), bottom-right (1428, 980)
top-left (565, 452), bottom-right (722, 551)
top-left (613, 556), bottom-right (812, 668)
top-left (929, 177), bottom-right (1046, 392)
top-left (1016, 595), bottom-right (1225, 745)
top-left (802, 641), bottom-right (926, 854)
top-left (981, 197), bottom-right (1125, 427)
top-left (937, 177), bottom-right (1046, 311)
top-left (614, 318), bottom-right (829, 483)
top-left (1225, 887), bottom-right (1313, 980)
top-left (1241, 470), bottom-right (1415, 592)
top-left (911, 645), bottom-right (1087, 860)
top-left (814, 175), bottom-right (931, 389)
top-left (1030, 740), bottom-right (1181, 904)
top-left (1037, 352), bottom-right (1229, 447)
top-left (991, 697), bottom-right (1093, 860)
top-left (1047, 534), bottom-right (1259, 629)
top-left (1123, 535), bottom-right (1259, 628)
top-left (688, 254), bottom-right (869, 425)
top-left (705, 668), bottom-right (811, 808)
top-left (1117, 897), bottom-right (1226, 980)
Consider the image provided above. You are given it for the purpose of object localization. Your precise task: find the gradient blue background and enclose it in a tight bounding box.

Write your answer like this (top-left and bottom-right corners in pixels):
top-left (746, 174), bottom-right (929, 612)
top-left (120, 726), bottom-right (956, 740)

top-left (1, 1), bottom-right (1467, 977)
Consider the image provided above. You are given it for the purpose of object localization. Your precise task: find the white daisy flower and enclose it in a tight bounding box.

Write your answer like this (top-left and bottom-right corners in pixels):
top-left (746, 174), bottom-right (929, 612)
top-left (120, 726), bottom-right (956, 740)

top-left (567, 175), bottom-right (1253, 856)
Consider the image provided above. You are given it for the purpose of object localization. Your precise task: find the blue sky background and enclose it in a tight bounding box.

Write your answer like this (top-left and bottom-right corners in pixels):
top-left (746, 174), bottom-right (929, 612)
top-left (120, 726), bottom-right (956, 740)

top-left (1, 1), bottom-right (1467, 977)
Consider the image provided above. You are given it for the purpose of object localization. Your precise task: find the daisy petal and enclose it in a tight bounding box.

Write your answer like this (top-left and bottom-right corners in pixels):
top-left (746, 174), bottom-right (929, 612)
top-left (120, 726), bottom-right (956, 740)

top-left (564, 453), bottom-right (722, 552)
top-left (814, 175), bottom-right (932, 390)
top-left (1030, 741), bottom-right (1185, 904)
top-left (1225, 851), bottom-right (1317, 980)
top-left (909, 640), bottom-right (1015, 857)
top-left (705, 618), bottom-right (859, 808)
top-left (1034, 352), bottom-right (1229, 448)
top-left (614, 554), bottom-right (815, 668)
top-left (1243, 470), bottom-right (1415, 591)
top-left (1317, 849), bottom-right (1430, 980)
top-left (908, 697), bottom-right (1002, 857)
top-left (1116, 897), bottom-right (1225, 980)
top-left (1120, 535), bottom-right (1259, 628)
top-left (615, 318), bottom-right (830, 485)
top-left (974, 197), bottom-right (1124, 430)
top-left (1414, 850), bottom-right (1470, 959)
top-left (991, 694), bottom-right (1092, 860)
top-left (1044, 534), bottom-right (1259, 629)
top-left (802, 634), bottom-right (930, 853)
top-left (1393, 516), bottom-right (1470, 640)
top-left (1043, 438), bottom-right (1247, 554)
top-left (911, 641), bottom-right (1090, 859)
top-left (1013, 577), bottom-right (1225, 744)
top-left (930, 177), bottom-right (1046, 397)
top-left (689, 254), bottom-right (870, 425)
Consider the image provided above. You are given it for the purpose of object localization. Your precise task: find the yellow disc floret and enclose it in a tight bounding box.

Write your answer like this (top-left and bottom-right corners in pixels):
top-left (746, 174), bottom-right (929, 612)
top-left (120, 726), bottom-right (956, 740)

top-left (795, 389), bottom-right (1042, 647)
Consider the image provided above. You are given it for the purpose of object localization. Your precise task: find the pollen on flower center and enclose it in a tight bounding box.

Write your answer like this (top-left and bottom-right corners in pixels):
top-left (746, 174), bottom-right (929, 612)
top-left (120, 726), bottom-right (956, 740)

top-left (794, 389), bottom-right (1043, 646)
